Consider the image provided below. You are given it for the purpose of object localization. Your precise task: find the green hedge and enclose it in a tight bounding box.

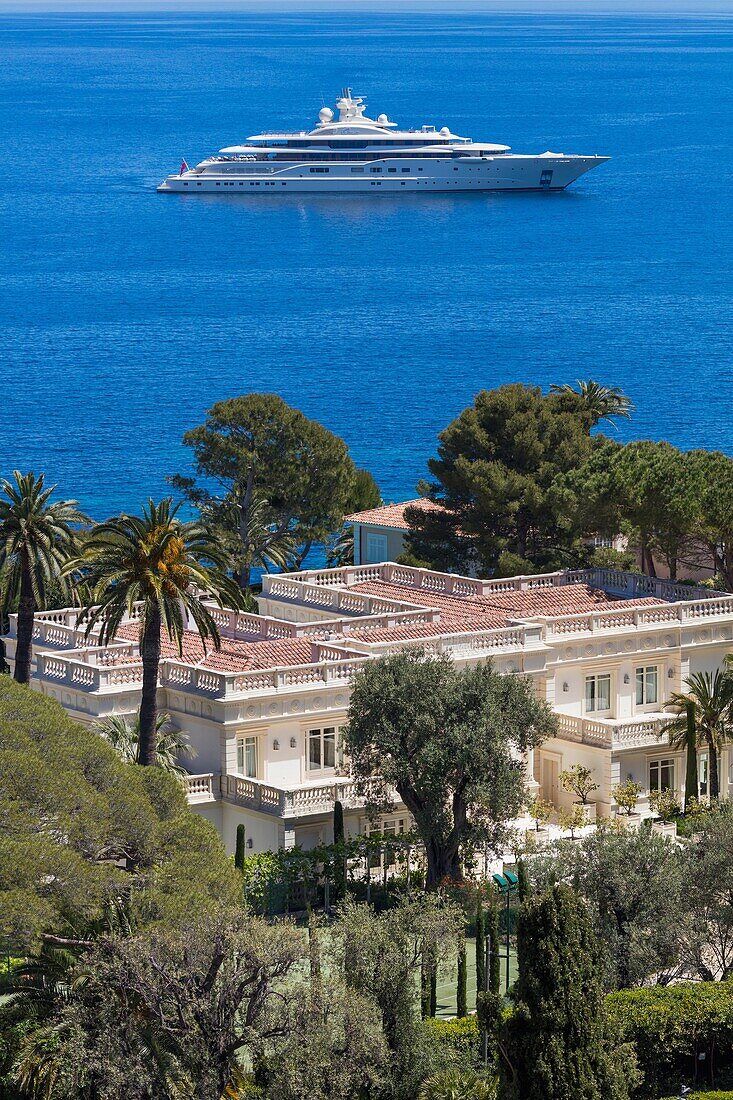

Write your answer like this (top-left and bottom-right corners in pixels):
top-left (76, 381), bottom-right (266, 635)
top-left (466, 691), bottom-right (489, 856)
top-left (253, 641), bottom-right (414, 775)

top-left (607, 984), bottom-right (733, 1099)
top-left (424, 1015), bottom-right (481, 1069)
top-left (659, 1093), bottom-right (733, 1100)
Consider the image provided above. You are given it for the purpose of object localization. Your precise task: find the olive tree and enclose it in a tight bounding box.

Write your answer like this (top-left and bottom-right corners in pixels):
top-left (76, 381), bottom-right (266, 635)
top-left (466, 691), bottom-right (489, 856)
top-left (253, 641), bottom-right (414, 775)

top-left (344, 650), bottom-right (556, 887)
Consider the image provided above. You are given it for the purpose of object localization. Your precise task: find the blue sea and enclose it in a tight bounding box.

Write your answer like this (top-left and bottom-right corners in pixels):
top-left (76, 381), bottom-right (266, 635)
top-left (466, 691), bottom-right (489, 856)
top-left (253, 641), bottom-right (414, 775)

top-left (0, 8), bottom-right (732, 518)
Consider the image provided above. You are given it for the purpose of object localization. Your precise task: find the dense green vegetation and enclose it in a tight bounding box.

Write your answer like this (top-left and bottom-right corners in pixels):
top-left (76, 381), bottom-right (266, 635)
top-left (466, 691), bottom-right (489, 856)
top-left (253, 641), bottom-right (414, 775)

top-left (6, 387), bottom-right (733, 1097)
top-left (344, 651), bottom-right (557, 886)
top-left (5, 680), bottom-right (733, 1097)
top-left (405, 380), bottom-right (733, 584)
top-left (168, 393), bottom-right (380, 588)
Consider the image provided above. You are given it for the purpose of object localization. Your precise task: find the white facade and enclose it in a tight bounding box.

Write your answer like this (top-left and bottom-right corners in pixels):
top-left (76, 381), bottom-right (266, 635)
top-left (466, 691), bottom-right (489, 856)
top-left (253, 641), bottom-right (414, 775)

top-left (6, 562), bottom-right (733, 855)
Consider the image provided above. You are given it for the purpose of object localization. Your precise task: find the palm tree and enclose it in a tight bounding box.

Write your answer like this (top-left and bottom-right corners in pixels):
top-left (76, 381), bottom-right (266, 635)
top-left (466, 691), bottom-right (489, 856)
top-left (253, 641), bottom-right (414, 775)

top-left (418, 1068), bottom-right (494, 1100)
top-left (65, 499), bottom-right (241, 766)
top-left (0, 471), bottom-right (88, 685)
top-left (662, 670), bottom-right (733, 801)
top-left (205, 490), bottom-right (296, 592)
top-left (550, 380), bottom-right (634, 428)
top-left (94, 711), bottom-right (194, 777)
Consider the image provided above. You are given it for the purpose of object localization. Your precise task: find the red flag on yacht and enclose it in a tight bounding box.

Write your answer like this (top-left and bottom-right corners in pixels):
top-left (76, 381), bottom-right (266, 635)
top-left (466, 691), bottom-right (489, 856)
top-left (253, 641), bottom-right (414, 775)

top-left (180, 160), bottom-right (189, 175)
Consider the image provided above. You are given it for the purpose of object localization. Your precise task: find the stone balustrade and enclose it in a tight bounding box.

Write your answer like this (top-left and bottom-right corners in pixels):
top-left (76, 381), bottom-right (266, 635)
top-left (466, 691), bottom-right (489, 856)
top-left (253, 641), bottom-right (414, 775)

top-left (283, 779), bottom-right (364, 816)
top-left (362, 623), bottom-right (537, 659)
top-left (37, 650), bottom-right (144, 691)
top-left (275, 563), bottom-right (722, 605)
top-left (185, 773), bottom-right (219, 802)
top-left (540, 594), bottom-right (733, 639)
top-left (183, 772), bottom-right (368, 818)
top-left (554, 712), bottom-right (666, 751)
top-left (160, 654), bottom-right (368, 699)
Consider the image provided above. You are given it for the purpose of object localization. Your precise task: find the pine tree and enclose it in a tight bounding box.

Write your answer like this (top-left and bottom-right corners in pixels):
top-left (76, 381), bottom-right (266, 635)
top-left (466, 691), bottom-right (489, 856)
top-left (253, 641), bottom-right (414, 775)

top-left (487, 897), bottom-right (501, 995)
top-left (475, 902), bottom-right (486, 998)
top-left (499, 885), bottom-right (629, 1100)
top-left (333, 799), bottom-right (346, 902)
top-left (456, 939), bottom-right (467, 1018)
top-left (234, 824), bottom-right (246, 873)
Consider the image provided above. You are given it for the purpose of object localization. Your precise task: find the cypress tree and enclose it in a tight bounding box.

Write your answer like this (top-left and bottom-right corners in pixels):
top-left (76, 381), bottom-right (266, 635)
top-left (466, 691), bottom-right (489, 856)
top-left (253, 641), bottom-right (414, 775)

top-left (517, 858), bottom-right (531, 902)
top-left (487, 896), bottom-right (501, 995)
top-left (456, 939), bottom-right (467, 1018)
top-left (684, 699), bottom-right (699, 813)
top-left (333, 799), bottom-right (346, 901)
top-left (234, 823), bottom-right (246, 873)
top-left (429, 959), bottom-right (437, 1018)
top-left (499, 884), bottom-right (629, 1100)
top-left (308, 908), bottom-right (321, 983)
top-left (420, 961), bottom-right (430, 1019)
top-left (475, 901), bottom-right (486, 998)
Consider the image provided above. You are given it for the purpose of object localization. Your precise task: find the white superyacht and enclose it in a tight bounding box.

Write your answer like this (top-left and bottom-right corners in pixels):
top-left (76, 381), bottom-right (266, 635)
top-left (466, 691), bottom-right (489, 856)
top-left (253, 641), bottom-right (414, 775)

top-left (158, 89), bottom-right (608, 195)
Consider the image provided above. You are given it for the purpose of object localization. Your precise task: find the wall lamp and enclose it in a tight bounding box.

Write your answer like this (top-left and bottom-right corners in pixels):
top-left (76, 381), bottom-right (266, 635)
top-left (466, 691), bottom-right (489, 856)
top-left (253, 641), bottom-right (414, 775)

top-left (562, 682), bottom-right (569, 693)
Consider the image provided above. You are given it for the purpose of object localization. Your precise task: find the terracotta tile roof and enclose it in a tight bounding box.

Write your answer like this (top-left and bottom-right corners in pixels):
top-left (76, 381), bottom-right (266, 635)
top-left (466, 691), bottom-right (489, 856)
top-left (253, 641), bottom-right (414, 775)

top-left (345, 498), bottom-right (447, 531)
top-left (350, 580), bottom-right (505, 630)
top-left (350, 580), bottom-right (665, 631)
top-left (110, 580), bottom-right (666, 674)
top-left (115, 624), bottom-right (316, 673)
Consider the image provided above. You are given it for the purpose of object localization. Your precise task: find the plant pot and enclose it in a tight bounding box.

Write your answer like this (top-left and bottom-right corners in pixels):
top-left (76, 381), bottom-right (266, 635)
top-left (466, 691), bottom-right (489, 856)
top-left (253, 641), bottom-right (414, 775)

top-left (578, 802), bottom-right (597, 824)
top-left (618, 812), bottom-right (642, 829)
top-left (651, 820), bottom-right (677, 839)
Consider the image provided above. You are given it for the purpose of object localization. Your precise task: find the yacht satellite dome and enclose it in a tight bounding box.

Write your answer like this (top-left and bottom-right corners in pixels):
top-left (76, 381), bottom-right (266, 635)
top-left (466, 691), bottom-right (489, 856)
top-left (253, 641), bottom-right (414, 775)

top-left (319, 106), bottom-right (334, 123)
top-left (440, 126), bottom-right (450, 136)
top-left (377, 113), bottom-right (389, 124)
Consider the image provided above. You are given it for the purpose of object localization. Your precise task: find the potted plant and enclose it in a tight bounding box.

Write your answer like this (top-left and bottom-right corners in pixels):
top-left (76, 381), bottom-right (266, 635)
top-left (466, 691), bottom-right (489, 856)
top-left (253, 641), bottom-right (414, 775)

top-left (559, 764), bottom-right (600, 823)
top-left (612, 779), bottom-right (643, 826)
top-left (557, 803), bottom-right (588, 840)
top-left (648, 786), bottom-right (680, 822)
top-left (527, 795), bottom-right (553, 833)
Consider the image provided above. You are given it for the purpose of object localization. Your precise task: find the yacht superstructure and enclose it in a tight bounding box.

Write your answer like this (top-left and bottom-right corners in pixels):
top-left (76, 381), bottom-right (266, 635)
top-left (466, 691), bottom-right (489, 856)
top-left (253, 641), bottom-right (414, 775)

top-left (157, 89), bottom-right (608, 194)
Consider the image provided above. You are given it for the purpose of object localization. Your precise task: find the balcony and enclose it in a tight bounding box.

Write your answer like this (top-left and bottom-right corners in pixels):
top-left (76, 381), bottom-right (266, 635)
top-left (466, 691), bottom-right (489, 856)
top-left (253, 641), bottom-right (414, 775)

top-left (555, 712), bottom-right (667, 751)
top-left (183, 773), bottom-right (370, 819)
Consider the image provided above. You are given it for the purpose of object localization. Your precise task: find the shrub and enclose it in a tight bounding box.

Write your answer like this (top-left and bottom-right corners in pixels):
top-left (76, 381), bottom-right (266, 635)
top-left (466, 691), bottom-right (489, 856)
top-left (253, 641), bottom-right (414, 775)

top-left (424, 1016), bottom-right (481, 1070)
top-left (607, 984), bottom-right (733, 1099)
top-left (613, 780), bottom-right (642, 815)
top-left (418, 1067), bottom-right (496, 1100)
top-left (658, 1093), bottom-right (733, 1100)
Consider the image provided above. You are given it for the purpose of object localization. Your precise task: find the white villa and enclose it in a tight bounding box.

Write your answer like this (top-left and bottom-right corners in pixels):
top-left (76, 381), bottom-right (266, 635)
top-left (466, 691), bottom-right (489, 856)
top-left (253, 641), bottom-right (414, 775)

top-left (5, 536), bottom-right (733, 857)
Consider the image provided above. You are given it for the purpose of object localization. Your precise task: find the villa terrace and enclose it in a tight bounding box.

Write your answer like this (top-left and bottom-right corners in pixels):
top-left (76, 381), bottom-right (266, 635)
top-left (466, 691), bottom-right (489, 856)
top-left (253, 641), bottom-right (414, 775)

top-left (6, 561), bottom-right (733, 854)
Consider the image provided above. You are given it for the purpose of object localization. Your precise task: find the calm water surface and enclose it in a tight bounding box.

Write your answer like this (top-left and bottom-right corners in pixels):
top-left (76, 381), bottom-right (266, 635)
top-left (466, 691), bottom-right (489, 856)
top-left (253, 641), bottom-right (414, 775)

top-left (0, 10), bottom-right (732, 516)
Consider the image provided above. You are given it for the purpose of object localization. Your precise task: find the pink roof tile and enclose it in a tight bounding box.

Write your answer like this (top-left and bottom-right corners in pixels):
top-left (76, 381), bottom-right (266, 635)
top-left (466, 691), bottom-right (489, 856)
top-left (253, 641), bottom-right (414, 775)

top-left (345, 498), bottom-right (447, 531)
top-left (350, 580), bottom-right (664, 631)
top-left (115, 624), bottom-right (317, 673)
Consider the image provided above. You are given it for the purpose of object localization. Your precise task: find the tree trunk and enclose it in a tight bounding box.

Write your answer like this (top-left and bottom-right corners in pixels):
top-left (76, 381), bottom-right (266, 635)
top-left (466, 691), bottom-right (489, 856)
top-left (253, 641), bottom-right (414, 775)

top-left (425, 838), bottom-right (461, 889)
top-left (291, 540), bottom-right (313, 572)
top-left (13, 551), bottom-right (36, 685)
top-left (642, 540), bottom-right (657, 578)
top-left (237, 466), bottom-right (256, 592)
top-left (138, 604), bottom-right (161, 766)
top-left (684, 701), bottom-right (699, 813)
top-left (708, 735), bottom-right (720, 800)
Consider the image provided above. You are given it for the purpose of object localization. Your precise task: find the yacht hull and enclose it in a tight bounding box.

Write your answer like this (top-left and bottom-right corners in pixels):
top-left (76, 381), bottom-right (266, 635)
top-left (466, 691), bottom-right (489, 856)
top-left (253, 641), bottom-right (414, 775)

top-left (157, 155), bottom-right (608, 194)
